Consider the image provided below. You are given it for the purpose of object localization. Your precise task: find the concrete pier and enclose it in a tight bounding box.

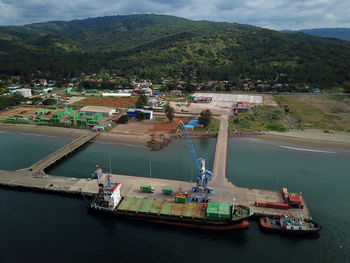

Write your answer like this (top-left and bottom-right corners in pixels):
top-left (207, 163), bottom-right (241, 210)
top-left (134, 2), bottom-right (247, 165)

top-left (29, 131), bottom-right (101, 177)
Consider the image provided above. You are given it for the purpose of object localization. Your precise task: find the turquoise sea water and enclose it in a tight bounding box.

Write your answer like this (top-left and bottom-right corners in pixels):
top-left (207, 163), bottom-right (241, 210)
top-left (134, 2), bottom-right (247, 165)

top-left (0, 130), bottom-right (349, 263)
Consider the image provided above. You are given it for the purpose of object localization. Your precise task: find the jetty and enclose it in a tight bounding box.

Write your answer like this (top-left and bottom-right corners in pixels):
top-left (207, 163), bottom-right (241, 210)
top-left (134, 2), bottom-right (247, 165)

top-left (28, 131), bottom-right (101, 177)
top-left (0, 120), bottom-right (313, 220)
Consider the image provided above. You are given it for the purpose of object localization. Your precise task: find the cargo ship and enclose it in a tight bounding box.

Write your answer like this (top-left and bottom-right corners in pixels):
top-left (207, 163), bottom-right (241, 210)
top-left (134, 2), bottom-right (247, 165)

top-left (260, 214), bottom-right (321, 235)
top-left (90, 176), bottom-right (254, 230)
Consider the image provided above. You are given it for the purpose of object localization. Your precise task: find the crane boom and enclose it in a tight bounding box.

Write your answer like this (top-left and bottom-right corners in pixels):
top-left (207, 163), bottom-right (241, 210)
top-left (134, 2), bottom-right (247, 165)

top-left (180, 121), bottom-right (201, 177)
top-left (180, 121), bottom-right (213, 202)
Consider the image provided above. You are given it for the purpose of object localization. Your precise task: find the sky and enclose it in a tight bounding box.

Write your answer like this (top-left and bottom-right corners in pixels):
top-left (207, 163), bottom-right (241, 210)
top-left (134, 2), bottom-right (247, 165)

top-left (0, 0), bottom-right (349, 30)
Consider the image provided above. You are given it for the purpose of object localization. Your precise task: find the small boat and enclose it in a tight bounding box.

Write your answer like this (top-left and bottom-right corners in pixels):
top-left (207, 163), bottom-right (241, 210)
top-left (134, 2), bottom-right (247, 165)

top-left (260, 214), bottom-right (321, 235)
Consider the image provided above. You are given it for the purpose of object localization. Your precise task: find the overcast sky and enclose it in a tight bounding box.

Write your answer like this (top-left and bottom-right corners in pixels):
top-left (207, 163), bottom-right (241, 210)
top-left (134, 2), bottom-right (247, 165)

top-left (0, 0), bottom-right (349, 30)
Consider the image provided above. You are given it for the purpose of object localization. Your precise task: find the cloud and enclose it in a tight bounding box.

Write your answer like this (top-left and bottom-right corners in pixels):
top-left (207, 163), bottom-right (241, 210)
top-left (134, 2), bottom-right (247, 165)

top-left (0, 0), bottom-right (349, 29)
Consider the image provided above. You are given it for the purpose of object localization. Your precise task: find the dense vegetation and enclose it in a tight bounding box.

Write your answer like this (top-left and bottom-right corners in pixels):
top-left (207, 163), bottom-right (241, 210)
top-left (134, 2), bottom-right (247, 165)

top-left (0, 94), bottom-right (26, 111)
top-left (1, 14), bottom-right (350, 87)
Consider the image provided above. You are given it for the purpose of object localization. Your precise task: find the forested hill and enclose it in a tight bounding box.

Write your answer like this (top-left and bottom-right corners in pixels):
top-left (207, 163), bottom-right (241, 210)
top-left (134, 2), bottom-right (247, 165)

top-left (1, 14), bottom-right (350, 87)
top-left (281, 28), bottom-right (350, 41)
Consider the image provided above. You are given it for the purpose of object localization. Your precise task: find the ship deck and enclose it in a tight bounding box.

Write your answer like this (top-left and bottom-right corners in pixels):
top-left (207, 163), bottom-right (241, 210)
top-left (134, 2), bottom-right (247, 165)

top-left (117, 197), bottom-right (207, 218)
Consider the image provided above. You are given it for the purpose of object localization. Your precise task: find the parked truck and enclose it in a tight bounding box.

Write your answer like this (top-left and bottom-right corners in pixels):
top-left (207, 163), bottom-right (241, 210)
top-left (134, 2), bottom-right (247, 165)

top-left (140, 184), bottom-right (155, 193)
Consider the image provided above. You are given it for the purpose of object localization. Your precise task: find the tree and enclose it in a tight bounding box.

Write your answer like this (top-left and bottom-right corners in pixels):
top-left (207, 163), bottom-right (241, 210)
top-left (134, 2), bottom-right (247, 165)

top-left (136, 111), bottom-right (146, 121)
top-left (164, 105), bottom-right (175, 122)
top-left (135, 93), bottom-right (148, 109)
top-left (118, 115), bottom-right (129, 124)
top-left (42, 98), bottom-right (57, 105)
top-left (31, 97), bottom-right (43, 105)
top-left (199, 109), bottom-right (212, 127)
top-left (101, 80), bottom-right (115, 90)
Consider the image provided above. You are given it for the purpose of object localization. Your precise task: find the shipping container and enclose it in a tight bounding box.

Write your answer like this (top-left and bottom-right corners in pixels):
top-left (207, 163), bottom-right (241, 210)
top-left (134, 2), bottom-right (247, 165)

top-left (175, 194), bottom-right (186, 203)
top-left (162, 188), bottom-right (173, 195)
top-left (255, 200), bottom-right (289, 210)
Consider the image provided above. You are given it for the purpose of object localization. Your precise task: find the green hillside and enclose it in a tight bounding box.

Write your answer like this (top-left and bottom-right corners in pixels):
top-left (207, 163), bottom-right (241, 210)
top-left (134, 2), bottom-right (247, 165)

top-left (1, 14), bottom-right (350, 86)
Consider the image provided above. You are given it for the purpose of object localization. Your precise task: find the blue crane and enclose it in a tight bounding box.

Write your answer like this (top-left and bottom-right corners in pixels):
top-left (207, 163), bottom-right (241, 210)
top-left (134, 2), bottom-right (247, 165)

top-left (180, 121), bottom-right (214, 202)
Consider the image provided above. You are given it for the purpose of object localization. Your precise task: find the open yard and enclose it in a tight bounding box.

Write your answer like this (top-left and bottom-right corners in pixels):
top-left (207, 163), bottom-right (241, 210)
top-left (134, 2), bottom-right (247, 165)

top-left (0, 106), bottom-right (60, 120)
top-left (110, 118), bottom-right (182, 135)
top-left (231, 105), bottom-right (288, 132)
top-left (274, 94), bottom-right (350, 131)
top-left (76, 97), bottom-right (137, 108)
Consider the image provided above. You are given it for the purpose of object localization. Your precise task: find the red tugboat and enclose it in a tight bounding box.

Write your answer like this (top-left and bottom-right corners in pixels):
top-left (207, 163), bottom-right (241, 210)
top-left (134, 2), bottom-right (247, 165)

top-left (260, 214), bottom-right (321, 235)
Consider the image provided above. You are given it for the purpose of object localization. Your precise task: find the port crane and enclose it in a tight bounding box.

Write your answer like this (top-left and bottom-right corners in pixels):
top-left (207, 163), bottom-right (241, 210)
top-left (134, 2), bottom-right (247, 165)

top-left (180, 121), bottom-right (213, 202)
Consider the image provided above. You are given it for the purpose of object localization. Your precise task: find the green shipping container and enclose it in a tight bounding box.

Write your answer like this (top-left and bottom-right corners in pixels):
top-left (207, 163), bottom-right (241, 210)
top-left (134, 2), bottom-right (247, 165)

top-left (140, 185), bottom-right (151, 191)
top-left (162, 188), bottom-right (173, 195)
top-left (175, 196), bottom-right (186, 203)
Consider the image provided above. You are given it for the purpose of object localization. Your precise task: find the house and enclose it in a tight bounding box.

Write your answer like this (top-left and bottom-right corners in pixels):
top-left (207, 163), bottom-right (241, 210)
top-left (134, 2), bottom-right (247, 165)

top-left (169, 90), bottom-right (182, 95)
top-left (142, 87), bottom-right (152, 96)
top-left (39, 79), bottom-right (47, 86)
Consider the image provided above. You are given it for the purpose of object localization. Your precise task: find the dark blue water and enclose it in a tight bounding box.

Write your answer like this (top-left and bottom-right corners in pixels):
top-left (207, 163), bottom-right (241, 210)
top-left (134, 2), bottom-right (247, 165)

top-left (0, 131), bottom-right (349, 262)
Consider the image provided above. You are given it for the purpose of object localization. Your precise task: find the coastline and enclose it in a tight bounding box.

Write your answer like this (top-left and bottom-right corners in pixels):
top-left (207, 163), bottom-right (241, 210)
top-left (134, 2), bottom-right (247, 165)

top-left (1, 123), bottom-right (350, 150)
top-left (260, 129), bottom-right (350, 151)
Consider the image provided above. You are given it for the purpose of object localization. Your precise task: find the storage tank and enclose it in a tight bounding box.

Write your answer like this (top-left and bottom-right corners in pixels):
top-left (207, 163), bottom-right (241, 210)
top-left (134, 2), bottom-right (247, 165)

top-left (16, 88), bottom-right (32, 97)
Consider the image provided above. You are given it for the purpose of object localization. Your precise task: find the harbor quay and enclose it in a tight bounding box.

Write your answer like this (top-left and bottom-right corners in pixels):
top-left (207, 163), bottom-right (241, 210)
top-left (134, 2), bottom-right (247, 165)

top-left (0, 115), bottom-right (312, 220)
top-left (0, 170), bottom-right (312, 219)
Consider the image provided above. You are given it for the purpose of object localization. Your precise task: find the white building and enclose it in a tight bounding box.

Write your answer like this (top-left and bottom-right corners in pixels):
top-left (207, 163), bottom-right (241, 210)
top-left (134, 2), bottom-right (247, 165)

top-left (80, 106), bottom-right (116, 117)
top-left (16, 88), bottom-right (32, 97)
top-left (142, 87), bottom-right (152, 96)
top-left (102, 93), bottom-right (131, 97)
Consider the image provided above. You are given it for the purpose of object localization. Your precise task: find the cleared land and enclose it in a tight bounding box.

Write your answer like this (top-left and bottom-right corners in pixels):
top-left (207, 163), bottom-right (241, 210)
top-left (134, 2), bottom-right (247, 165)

top-left (274, 94), bottom-right (350, 131)
top-left (170, 93), bottom-right (277, 115)
top-left (110, 118), bottom-right (182, 135)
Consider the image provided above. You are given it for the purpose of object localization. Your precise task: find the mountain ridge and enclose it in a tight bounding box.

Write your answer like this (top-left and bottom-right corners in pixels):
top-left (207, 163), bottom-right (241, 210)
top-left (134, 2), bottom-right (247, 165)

top-left (280, 28), bottom-right (350, 41)
top-left (0, 14), bottom-right (350, 86)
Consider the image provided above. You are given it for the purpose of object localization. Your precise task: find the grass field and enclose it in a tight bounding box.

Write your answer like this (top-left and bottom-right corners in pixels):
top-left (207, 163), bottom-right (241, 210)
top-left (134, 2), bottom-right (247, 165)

top-left (231, 105), bottom-right (288, 132)
top-left (194, 117), bottom-right (221, 132)
top-left (274, 94), bottom-right (350, 131)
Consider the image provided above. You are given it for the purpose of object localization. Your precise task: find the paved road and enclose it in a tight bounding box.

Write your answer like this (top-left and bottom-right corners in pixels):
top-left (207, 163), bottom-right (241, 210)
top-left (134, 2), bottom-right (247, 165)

top-left (210, 115), bottom-right (232, 188)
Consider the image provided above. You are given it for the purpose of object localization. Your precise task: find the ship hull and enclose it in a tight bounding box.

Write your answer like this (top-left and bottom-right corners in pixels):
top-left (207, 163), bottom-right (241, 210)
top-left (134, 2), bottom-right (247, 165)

top-left (118, 213), bottom-right (250, 230)
top-left (89, 205), bottom-right (251, 231)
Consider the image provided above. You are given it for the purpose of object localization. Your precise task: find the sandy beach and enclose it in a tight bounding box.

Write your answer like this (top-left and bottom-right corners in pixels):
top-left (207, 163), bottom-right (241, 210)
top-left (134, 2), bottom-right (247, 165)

top-left (1, 123), bottom-right (350, 150)
top-left (262, 129), bottom-right (350, 150)
top-left (0, 123), bottom-right (151, 145)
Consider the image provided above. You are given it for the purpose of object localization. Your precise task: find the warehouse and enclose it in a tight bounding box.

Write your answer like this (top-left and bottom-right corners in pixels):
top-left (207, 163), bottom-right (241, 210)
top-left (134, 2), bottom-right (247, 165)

top-left (80, 106), bottom-right (116, 117)
top-left (16, 88), bottom-right (32, 97)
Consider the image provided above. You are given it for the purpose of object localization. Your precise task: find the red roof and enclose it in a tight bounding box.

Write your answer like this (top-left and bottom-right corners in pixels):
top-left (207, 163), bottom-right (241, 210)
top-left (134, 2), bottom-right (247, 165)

top-left (39, 78), bottom-right (46, 82)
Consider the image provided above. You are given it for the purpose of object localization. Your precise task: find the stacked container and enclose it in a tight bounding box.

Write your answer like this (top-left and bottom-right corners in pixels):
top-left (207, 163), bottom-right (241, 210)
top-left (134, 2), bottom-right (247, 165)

top-left (206, 203), bottom-right (231, 219)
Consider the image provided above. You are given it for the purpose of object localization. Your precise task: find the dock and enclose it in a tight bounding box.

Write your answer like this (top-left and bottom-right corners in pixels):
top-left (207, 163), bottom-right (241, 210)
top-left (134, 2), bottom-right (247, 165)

top-left (0, 120), bottom-right (313, 220)
top-left (28, 131), bottom-right (101, 177)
